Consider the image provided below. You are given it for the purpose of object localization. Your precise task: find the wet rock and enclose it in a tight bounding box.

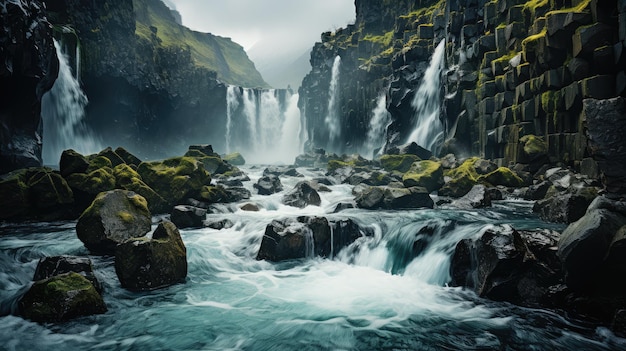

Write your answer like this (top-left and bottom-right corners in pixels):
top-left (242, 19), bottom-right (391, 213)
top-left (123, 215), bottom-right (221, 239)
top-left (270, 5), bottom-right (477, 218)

top-left (204, 218), bottom-right (234, 230)
top-left (115, 221), bottom-right (187, 291)
top-left (479, 167), bottom-right (526, 187)
top-left (33, 256), bottom-right (102, 293)
top-left (402, 160), bottom-right (444, 192)
top-left (333, 202), bottom-right (355, 213)
top-left (114, 147), bottom-right (142, 167)
top-left (450, 185), bottom-right (492, 209)
top-left (18, 272), bottom-right (107, 322)
top-left (59, 149), bottom-right (90, 177)
top-left (76, 190), bottom-right (151, 255)
top-left (385, 142), bottom-right (432, 160)
top-left (282, 181), bottom-right (321, 208)
top-left (379, 154), bottom-right (421, 173)
top-left (170, 205), bottom-right (206, 229)
top-left (355, 185), bottom-right (434, 209)
top-left (256, 217), bottom-right (366, 261)
top-left (533, 186), bottom-right (598, 224)
top-left (263, 166), bottom-right (303, 177)
top-left (240, 203), bottom-right (260, 211)
top-left (112, 164), bottom-right (168, 213)
top-left (254, 175), bottom-right (283, 195)
top-left (223, 152), bottom-right (245, 166)
top-left (558, 197), bottom-right (626, 293)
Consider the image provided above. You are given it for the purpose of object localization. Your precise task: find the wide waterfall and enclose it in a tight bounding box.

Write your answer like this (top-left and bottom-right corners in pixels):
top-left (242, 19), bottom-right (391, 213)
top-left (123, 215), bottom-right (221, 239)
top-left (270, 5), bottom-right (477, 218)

top-left (224, 87), bottom-right (302, 164)
top-left (41, 40), bottom-right (100, 165)
top-left (324, 55), bottom-right (342, 146)
top-left (362, 91), bottom-right (391, 159)
top-left (406, 39), bottom-right (446, 153)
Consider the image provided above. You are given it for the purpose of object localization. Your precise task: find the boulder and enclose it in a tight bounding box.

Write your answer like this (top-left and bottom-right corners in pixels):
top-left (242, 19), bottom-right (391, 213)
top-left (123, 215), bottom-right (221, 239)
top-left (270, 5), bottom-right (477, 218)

top-left (59, 149), bottom-right (89, 177)
top-left (170, 205), bottom-right (206, 229)
top-left (76, 190), bottom-right (151, 254)
top-left (18, 272), bottom-right (107, 322)
top-left (533, 186), bottom-right (598, 224)
top-left (115, 221), bottom-right (187, 291)
top-left (385, 142), bottom-right (432, 160)
top-left (282, 181), bottom-right (321, 208)
top-left (450, 185), bottom-right (492, 209)
top-left (584, 97), bottom-right (626, 194)
top-left (33, 256), bottom-right (101, 292)
top-left (205, 219), bottom-right (234, 230)
top-left (478, 167), bottom-right (525, 187)
top-left (378, 154), bottom-right (421, 173)
top-left (96, 147), bottom-right (125, 167)
top-left (240, 203), bottom-right (260, 211)
top-left (402, 160), bottom-right (444, 192)
top-left (223, 152), bottom-right (245, 166)
top-left (355, 185), bottom-right (434, 210)
top-left (113, 164), bottom-right (167, 213)
top-left (254, 175), bottom-right (283, 195)
top-left (558, 198), bottom-right (626, 293)
top-left (114, 147), bottom-right (142, 167)
top-left (198, 185), bottom-right (250, 203)
top-left (256, 217), bottom-right (366, 261)
top-left (263, 166), bottom-right (303, 177)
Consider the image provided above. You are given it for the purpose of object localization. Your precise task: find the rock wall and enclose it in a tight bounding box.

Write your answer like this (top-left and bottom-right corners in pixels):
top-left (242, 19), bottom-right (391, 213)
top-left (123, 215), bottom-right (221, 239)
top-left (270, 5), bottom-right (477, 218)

top-left (0, 0), bottom-right (58, 173)
top-left (300, 0), bottom-right (626, 180)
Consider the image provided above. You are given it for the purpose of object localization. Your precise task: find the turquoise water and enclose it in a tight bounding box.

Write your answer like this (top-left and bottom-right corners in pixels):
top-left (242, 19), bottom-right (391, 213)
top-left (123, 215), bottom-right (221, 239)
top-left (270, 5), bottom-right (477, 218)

top-left (0, 167), bottom-right (624, 350)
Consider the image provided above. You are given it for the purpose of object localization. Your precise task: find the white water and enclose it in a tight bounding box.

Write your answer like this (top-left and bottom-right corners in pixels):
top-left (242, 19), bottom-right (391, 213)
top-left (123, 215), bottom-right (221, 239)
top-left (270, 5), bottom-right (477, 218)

top-left (1, 166), bottom-right (620, 350)
top-left (406, 40), bottom-right (446, 152)
top-left (324, 55), bottom-right (342, 145)
top-left (224, 89), bottom-right (302, 164)
top-left (363, 91), bottom-right (392, 159)
top-left (41, 40), bottom-right (101, 165)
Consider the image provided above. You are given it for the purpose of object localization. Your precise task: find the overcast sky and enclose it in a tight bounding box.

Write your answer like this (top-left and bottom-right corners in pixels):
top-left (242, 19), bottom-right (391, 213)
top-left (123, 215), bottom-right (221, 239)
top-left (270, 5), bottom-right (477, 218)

top-left (167, 0), bottom-right (355, 55)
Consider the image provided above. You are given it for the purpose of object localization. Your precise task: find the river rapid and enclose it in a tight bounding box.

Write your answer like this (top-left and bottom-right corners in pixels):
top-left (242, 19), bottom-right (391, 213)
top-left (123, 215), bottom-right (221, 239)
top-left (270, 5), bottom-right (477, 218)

top-left (1, 166), bottom-right (624, 350)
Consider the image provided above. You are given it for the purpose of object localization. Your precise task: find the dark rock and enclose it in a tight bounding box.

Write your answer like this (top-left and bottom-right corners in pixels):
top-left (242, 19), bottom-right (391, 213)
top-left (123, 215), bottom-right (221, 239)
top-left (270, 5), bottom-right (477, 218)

top-left (254, 175), bottom-right (283, 195)
top-left (402, 160), bottom-right (444, 192)
top-left (333, 202), bottom-right (355, 213)
top-left (382, 186), bottom-right (434, 209)
top-left (0, 0), bottom-right (59, 174)
top-left (240, 203), bottom-right (260, 211)
top-left (33, 256), bottom-right (102, 292)
top-left (450, 185), bottom-right (492, 209)
top-left (97, 147), bottom-right (125, 168)
top-left (256, 217), bottom-right (365, 261)
top-left (112, 164), bottom-right (168, 213)
top-left (18, 272), bottom-right (107, 322)
top-left (584, 97), bottom-right (626, 193)
top-left (533, 186), bottom-right (598, 224)
top-left (114, 147), bottom-right (142, 167)
top-left (519, 181), bottom-right (551, 200)
top-left (572, 23), bottom-right (613, 58)
top-left (263, 166), bottom-right (303, 178)
top-left (76, 190), bottom-right (151, 255)
top-left (223, 152), bottom-right (245, 166)
top-left (188, 144), bottom-right (218, 157)
top-left (474, 159), bottom-right (498, 174)
top-left (170, 205), bottom-right (206, 229)
top-left (282, 181), bottom-right (321, 208)
top-left (386, 142), bottom-right (432, 160)
top-left (205, 219), bottom-right (234, 230)
top-left (115, 221), bottom-right (187, 291)
top-left (354, 185), bottom-right (385, 209)
top-left (59, 149), bottom-right (89, 177)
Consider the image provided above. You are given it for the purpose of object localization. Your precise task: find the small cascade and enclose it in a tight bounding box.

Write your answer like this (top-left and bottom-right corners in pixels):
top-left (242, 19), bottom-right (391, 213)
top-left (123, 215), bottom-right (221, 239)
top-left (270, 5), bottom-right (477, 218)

top-left (324, 56), bottom-right (342, 145)
top-left (405, 40), bottom-right (446, 153)
top-left (223, 88), bottom-right (302, 164)
top-left (363, 91), bottom-right (391, 159)
top-left (42, 39), bottom-right (100, 165)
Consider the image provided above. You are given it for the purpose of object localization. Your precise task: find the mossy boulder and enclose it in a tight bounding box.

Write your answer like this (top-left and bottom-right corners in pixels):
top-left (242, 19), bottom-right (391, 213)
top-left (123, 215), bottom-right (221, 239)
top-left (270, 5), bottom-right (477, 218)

top-left (86, 156), bottom-right (113, 173)
top-left (223, 152), bottom-right (245, 166)
top-left (113, 164), bottom-right (168, 213)
top-left (18, 272), bottom-right (107, 323)
top-left (96, 147), bottom-right (125, 167)
top-left (439, 173), bottom-right (476, 197)
top-left (59, 149), bottom-right (89, 177)
top-left (519, 135), bottom-right (548, 163)
top-left (0, 169), bottom-right (33, 220)
top-left (33, 256), bottom-right (102, 293)
top-left (137, 156), bottom-right (212, 206)
top-left (76, 190), bottom-right (151, 255)
top-left (66, 167), bottom-right (117, 209)
top-left (114, 147), bottom-right (142, 167)
top-left (478, 167), bottom-right (525, 187)
top-left (198, 185), bottom-right (229, 203)
top-left (115, 221), bottom-right (187, 291)
top-left (254, 175), bottom-right (283, 195)
top-left (402, 160), bottom-right (444, 192)
top-left (197, 156), bottom-right (233, 175)
top-left (379, 154), bottom-right (421, 173)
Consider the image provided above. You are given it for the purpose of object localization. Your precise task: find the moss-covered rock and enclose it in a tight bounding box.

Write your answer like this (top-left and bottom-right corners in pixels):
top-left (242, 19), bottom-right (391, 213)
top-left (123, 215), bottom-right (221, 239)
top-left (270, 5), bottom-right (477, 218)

top-left (18, 272), bottom-right (107, 322)
top-left (66, 167), bottom-right (117, 199)
top-left (439, 173), bottom-right (476, 198)
top-left (402, 160), bottom-right (444, 192)
top-left (519, 134), bottom-right (548, 162)
top-left (115, 221), bottom-right (187, 291)
top-left (0, 169), bottom-right (32, 220)
top-left (223, 152), bottom-right (245, 166)
top-left (198, 185), bottom-right (229, 203)
top-left (137, 156), bottom-right (211, 206)
top-left (86, 156), bottom-right (113, 173)
top-left (113, 164), bottom-right (167, 213)
top-left (114, 147), bottom-right (142, 167)
top-left (59, 149), bottom-right (89, 177)
top-left (97, 147), bottom-right (125, 167)
top-left (76, 189), bottom-right (151, 254)
top-left (379, 154), bottom-right (421, 173)
top-left (478, 167), bottom-right (525, 187)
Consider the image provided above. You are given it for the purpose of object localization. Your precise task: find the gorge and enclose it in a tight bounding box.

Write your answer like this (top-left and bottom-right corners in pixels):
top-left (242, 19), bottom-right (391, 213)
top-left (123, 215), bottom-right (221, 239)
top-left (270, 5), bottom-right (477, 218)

top-left (2, 0), bottom-right (626, 349)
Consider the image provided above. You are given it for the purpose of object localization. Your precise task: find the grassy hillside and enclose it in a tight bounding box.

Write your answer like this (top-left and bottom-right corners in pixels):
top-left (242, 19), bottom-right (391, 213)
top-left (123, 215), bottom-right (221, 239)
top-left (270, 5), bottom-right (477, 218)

top-left (133, 0), bottom-right (269, 88)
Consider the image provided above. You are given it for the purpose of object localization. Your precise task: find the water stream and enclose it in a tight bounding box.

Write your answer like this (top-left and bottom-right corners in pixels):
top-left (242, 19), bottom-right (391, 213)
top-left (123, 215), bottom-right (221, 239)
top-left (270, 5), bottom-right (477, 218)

top-left (0, 166), bottom-right (624, 350)
top-left (324, 55), bottom-right (342, 147)
top-left (363, 91), bottom-right (391, 159)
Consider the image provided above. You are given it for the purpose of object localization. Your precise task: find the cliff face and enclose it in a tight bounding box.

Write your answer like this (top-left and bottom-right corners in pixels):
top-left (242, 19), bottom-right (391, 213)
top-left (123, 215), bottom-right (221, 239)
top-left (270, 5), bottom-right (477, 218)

top-left (42, 0), bottom-right (266, 160)
top-left (300, 0), bottom-right (626, 175)
top-left (0, 0), bottom-right (58, 173)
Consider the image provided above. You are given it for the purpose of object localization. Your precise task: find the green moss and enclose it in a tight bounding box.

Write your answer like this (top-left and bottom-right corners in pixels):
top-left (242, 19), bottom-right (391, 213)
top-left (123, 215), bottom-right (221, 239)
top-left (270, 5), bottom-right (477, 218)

top-left (379, 154), bottom-right (421, 173)
top-left (445, 157), bottom-right (481, 181)
top-left (520, 134), bottom-right (548, 157)
top-left (402, 160), bottom-right (444, 192)
top-left (86, 156), bottom-right (113, 173)
top-left (523, 0), bottom-right (550, 18)
top-left (478, 167), bottom-right (524, 187)
top-left (363, 30), bottom-right (394, 47)
top-left (439, 173), bottom-right (476, 197)
top-left (522, 29), bottom-right (546, 53)
top-left (223, 152), bottom-right (245, 166)
top-left (67, 167), bottom-right (116, 195)
top-left (545, 0), bottom-right (591, 16)
top-left (117, 210), bottom-right (134, 223)
top-left (328, 159), bottom-right (355, 172)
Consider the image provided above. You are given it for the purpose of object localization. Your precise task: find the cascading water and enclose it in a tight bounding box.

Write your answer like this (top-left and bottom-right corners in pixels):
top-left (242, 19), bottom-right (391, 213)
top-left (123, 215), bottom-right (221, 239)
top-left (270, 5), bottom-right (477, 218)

top-left (41, 40), bottom-right (100, 165)
top-left (224, 88), bottom-right (302, 164)
top-left (324, 55), bottom-right (342, 146)
top-left (363, 91), bottom-right (392, 159)
top-left (406, 39), bottom-right (446, 153)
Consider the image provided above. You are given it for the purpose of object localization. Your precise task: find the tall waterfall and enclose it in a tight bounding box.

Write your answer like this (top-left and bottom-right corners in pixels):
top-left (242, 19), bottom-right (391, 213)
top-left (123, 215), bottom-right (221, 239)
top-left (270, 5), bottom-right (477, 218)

top-left (363, 91), bottom-right (391, 159)
top-left (41, 40), bottom-right (100, 165)
top-left (324, 55), bottom-right (342, 145)
top-left (406, 40), bottom-right (446, 152)
top-left (224, 88), bottom-right (302, 164)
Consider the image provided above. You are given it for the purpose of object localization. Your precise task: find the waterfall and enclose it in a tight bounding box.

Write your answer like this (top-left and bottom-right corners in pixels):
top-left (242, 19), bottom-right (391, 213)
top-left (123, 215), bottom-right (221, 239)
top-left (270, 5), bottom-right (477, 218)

top-left (41, 40), bottom-right (100, 165)
top-left (324, 55), bottom-right (342, 145)
top-left (405, 40), bottom-right (446, 153)
top-left (225, 86), bottom-right (240, 154)
top-left (363, 91), bottom-right (392, 159)
top-left (224, 88), bottom-right (302, 164)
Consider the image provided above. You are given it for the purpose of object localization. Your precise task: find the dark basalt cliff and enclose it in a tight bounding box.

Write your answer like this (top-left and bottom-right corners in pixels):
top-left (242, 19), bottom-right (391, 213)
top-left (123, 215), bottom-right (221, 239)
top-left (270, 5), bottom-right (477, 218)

top-left (300, 0), bottom-right (626, 181)
top-left (0, 0), bottom-right (58, 173)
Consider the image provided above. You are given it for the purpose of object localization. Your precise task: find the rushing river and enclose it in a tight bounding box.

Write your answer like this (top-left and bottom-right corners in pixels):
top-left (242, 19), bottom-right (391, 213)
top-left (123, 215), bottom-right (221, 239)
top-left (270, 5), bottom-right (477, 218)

top-left (1, 166), bottom-right (624, 350)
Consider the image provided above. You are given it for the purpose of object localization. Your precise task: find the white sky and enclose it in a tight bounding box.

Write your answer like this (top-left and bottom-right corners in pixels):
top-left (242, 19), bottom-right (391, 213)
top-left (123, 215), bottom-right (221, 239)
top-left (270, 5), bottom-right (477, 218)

top-left (168, 0), bottom-right (355, 54)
